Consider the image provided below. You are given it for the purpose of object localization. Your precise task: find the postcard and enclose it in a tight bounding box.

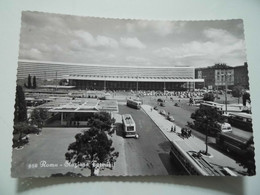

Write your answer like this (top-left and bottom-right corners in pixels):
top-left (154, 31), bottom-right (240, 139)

top-left (12, 11), bottom-right (255, 177)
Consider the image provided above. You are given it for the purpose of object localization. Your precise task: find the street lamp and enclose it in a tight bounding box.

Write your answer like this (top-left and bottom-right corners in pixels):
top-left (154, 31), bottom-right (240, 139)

top-left (203, 115), bottom-right (209, 155)
top-left (104, 76), bottom-right (106, 91)
top-left (163, 77), bottom-right (166, 94)
top-left (136, 75), bottom-right (139, 92)
top-left (221, 71), bottom-right (231, 114)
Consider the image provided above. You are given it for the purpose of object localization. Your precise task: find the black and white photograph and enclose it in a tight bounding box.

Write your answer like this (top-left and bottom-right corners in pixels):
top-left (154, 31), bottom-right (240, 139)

top-left (12, 11), bottom-right (256, 177)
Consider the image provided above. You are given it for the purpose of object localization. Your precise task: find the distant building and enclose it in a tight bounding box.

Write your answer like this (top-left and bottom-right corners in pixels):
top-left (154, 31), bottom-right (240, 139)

top-left (233, 62), bottom-right (249, 89)
top-left (195, 63), bottom-right (249, 90)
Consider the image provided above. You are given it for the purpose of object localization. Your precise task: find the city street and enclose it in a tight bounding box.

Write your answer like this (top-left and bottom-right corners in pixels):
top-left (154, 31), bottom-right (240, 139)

top-left (142, 95), bottom-right (252, 140)
top-left (118, 104), bottom-right (186, 175)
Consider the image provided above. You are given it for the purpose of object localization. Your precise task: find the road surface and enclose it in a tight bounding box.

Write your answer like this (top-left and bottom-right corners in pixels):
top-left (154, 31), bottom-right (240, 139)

top-left (118, 104), bottom-right (186, 175)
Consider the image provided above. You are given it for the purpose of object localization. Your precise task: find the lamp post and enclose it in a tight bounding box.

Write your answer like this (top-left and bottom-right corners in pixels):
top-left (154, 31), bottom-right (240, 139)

top-left (104, 76), bottom-right (106, 91)
top-left (136, 76), bottom-right (139, 92)
top-left (163, 77), bottom-right (166, 94)
top-left (203, 115), bottom-right (209, 155)
top-left (222, 70), bottom-right (231, 114)
top-left (225, 73), bottom-right (228, 114)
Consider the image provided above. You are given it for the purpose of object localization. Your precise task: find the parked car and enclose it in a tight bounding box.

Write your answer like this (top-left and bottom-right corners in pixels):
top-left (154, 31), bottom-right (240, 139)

top-left (159, 110), bottom-right (167, 116)
top-left (157, 98), bottom-right (163, 102)
top-left (153, 106), bottom-right (158, 110)
top-left (167, 115), bottom-right (175, 122)
top-left (159, 102), bottom-right (165, 107)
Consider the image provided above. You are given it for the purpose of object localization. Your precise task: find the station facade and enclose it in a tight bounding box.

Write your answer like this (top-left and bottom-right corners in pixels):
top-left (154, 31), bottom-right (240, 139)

top-left (65, 65), bottom-right (204, 91)
top-left (18, 60), bottom-right (204, 91)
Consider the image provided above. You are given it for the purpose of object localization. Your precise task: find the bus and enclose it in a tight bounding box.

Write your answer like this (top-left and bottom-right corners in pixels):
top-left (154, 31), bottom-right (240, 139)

top-left (227, 112), bottom-right (253, 132)
top-left (126, 98), bottom-right (142, 109)
top-left (122, 114), bottom-right (137, 138)
top-left (216, 132), bottom-right (254, 159)
top-left (200, 101), bottom-right (225, 113)
top-left (169, 140), bottom-right (226, 176)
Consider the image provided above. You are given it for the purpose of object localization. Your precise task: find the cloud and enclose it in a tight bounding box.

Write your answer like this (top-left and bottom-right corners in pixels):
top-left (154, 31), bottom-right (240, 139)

top-left (20, 48), bottom-right (42, 60)
top-left (19, 12), bottom-right (246, 67)
top-left (96, 35), bottom-right (118, 48)
top-left (203, 28), bottom-right (238, 44)
top-left (72, 30), bottom-right (118, 49)
top-left (120, 37), bottom-right (146, 49)
top-left (127, 21), bottom-right (186, 36)
top-left (153, 28), bottom-right (246, 66)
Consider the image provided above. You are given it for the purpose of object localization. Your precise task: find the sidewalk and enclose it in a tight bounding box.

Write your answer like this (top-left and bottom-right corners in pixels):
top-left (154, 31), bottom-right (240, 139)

top-left (141, 104), bottom-right (247, 175)
top-left (98, 113), bottom-right (128, 176)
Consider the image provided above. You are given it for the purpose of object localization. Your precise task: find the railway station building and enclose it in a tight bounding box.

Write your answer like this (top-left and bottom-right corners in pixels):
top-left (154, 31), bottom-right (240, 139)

top-left (18, 60), bottom-right (204, 91)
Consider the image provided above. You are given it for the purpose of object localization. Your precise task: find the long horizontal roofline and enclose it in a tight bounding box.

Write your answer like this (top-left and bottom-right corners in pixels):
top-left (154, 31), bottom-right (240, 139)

top-left (65, 75), bottom-right (204, 82)
top-left (18, 59), bottom-right (193, 69)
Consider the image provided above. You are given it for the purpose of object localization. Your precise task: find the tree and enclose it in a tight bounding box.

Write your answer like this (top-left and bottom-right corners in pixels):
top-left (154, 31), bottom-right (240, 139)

top-left (191, 106), bottom-right (224, 130)
top-left (203, 92), bottom-right (215, 102)
top-left (243, 91), bottom-right (251, 106)
top-left (232, 85), bottom-right (244, 104)
top-left (87, 112), bottom-right (115, 134)
top-left (30, 108), bottom-right (48, 128)
top-left (28, 74), bottom-right (32, 89)
top-left (65, 127), bottom-right (119, 176)
top-left (191, 106), bottom-right (224, 155)
top-left (33, 76), bottom-right (37, 89)
top-left (237, 136), bottom-right (256, 176)
top-left (59, 79), bottom-right (68, 86)
top-left (14, 85), bottom-right (27, 123)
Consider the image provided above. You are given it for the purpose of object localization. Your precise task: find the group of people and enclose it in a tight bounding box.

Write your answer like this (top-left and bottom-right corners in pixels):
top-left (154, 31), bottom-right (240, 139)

top-left (170, 126), bottom-right (192, 139)
top-left (181, 128), bottom-right (192, 138)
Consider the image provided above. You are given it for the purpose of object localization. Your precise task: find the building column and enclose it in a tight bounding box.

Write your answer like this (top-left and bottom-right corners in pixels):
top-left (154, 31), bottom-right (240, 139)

top-left (61, 112), bottom-right (64, 125)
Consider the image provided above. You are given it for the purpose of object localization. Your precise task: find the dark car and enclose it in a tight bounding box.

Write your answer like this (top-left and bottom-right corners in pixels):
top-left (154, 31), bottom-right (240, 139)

top-left (159, 102), bottom-right (165, 107)
top-left (157, 98), bottom-right (163, 102)
top-left (153, 106), bottom-right (158, 110)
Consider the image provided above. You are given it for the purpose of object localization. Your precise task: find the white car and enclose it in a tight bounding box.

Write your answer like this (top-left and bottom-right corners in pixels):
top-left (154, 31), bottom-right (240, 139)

top-left (167, 115), bottom-right (175, 122)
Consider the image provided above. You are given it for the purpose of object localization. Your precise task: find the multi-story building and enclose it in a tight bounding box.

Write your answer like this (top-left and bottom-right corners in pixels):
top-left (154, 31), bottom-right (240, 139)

top-left (233, 62), bottom-right (249, 89)
top-left (195, 63), bottom-right (249, 90)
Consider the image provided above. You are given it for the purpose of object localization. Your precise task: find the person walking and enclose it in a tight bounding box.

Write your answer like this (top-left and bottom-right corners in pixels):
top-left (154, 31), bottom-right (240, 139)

top-left (110, 157), bottom-right (114, 170)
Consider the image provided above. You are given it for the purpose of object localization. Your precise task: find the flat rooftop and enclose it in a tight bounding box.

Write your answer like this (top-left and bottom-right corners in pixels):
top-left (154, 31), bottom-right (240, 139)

top-left (45, 98), bottom-right (118, 113)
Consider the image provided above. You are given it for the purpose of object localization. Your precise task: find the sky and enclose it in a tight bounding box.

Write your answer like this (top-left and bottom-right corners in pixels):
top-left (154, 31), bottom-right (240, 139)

top-left (19, 11), bottom-right (247, 68)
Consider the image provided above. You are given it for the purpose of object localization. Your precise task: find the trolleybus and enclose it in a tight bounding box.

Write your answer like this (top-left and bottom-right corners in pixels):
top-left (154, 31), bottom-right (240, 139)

top-left (126, 98), bottom-right (142, 109)
top-left (122, 114), bottom-right (137, 138)
top-left (216, 132), bottom-right (254, 158)
top-left (227, 112), bottom-right (253, 132)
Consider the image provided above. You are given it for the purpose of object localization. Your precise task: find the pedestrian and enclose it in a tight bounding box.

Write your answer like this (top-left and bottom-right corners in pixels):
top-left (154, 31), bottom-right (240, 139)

top-left (188, 129), bottom-right (192, 138)
top-left (110, 157), bottom-right (114, 170)
top-left (171, 126), bottom-right (174, 132)
top-left (174, 125), bottom-right (176, 133)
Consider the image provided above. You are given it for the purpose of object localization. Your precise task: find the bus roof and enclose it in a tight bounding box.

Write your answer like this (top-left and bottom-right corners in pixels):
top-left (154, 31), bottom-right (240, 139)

top-left (229, 112), bottom-right (252, 119)
top-left (127, 98), bottom-right (142, 103)
top-left (219, 132), bottom-right (250, 144)
top-left (122, 114), bottom-right (135, 125)
top-left (201, 101), bottom-right (224, 107)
